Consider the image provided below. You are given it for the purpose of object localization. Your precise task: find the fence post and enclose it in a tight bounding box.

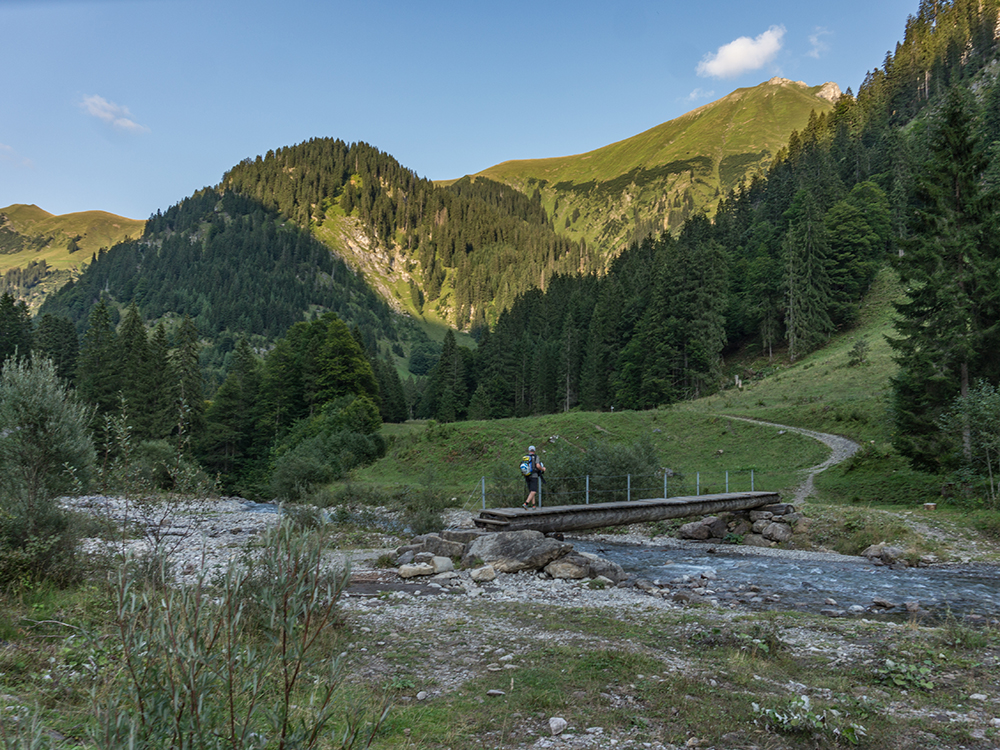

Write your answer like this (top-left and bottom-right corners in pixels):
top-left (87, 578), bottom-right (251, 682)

top-left (627, 474), bottom-right (631, 502)
top-left (481, 476), bottom-right (486, 509)
top-left (726, 471), bottom-right (729, 493)
top-left (663, 472), bottom-right (667, 499)
top-left (586, 475), bottom-right (590, 505)
top-left (539, 477), bottom-right (543, 508)
top-left (751, 469), bottom-right (755, 492)
top-left (697, 472), bottom-right (700, 495)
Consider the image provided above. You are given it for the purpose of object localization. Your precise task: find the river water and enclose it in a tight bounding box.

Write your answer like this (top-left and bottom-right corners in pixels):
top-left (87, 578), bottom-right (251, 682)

top-left (570, 538), bottom-right (1000, 623)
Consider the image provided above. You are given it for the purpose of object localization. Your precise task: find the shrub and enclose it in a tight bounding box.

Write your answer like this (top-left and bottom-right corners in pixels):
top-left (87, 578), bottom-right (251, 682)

top-left (0, 356), bottom-right (95, 587)
top-left (94, 520), bottom-right (389, 749)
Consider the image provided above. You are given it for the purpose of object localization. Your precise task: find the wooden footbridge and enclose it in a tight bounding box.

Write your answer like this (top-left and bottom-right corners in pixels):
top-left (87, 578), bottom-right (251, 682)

top-left (473, 491), bottom-right (781, 534)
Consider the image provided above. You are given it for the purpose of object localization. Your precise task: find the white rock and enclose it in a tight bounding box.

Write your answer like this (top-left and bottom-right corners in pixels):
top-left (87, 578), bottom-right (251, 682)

top-left (549, 717), bottom-right (568, 735)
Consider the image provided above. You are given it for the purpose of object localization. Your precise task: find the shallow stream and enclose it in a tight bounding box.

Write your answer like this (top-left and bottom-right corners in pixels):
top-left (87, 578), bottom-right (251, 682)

top-left (570, 538), bottom-right (1000, 623)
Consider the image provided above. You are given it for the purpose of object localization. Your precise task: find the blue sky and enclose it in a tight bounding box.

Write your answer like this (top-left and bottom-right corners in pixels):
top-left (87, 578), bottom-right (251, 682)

top-left (1, 0), bottom-right (918, 220)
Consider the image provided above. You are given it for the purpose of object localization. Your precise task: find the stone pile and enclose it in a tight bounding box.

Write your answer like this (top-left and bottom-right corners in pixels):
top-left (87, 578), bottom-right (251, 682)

top-left (677, 502), bottom-right (806, 546)
top-left (394, 529), bottom-right (628, 585)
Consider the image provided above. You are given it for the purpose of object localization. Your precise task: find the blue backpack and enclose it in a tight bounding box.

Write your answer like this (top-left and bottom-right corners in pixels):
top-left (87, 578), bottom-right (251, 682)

top-left (519, 455), bottom-right (533, 476)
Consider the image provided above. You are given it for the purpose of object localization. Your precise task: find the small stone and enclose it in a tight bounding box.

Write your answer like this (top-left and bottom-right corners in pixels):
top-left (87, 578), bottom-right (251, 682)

top-left (971, 693), bottom-right (988, 701)
top-left (549, 717), bottom-right (568, 735)
top-left (416, 691), bottom-right (428, 701)
top-left (486, 689), bottom-right (506, 697)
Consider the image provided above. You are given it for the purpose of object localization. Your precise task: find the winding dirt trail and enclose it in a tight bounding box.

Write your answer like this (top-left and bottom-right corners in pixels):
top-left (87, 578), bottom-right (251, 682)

top-left (723, 416), bottom-right (861, 502)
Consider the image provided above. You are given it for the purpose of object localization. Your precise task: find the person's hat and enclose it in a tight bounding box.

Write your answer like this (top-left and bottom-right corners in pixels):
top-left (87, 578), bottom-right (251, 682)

top-left (528, 445), bottom-right (536, 452)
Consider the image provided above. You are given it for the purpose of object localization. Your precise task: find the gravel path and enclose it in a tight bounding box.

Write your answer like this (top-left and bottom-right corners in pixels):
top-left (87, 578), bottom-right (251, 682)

top-left (721, 416), bottom-right (860, 502)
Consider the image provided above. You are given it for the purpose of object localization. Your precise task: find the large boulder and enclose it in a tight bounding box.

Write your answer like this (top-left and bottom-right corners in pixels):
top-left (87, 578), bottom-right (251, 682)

top-left (463, 530), bottom-right (573, 573)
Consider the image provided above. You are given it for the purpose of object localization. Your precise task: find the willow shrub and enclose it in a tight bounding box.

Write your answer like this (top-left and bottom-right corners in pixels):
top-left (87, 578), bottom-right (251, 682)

top-left (92, 520), bottom-right (389, 749)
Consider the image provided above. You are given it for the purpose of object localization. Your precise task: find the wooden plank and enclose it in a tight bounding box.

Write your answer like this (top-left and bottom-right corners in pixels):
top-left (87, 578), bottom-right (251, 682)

top-left (472, 491), bottom-right (781, 533)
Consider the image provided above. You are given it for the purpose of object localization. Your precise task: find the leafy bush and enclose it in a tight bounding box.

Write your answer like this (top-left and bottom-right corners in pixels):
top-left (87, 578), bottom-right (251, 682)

top-left (0, 356), bottom-right (95, 588)
top-left (269, 396), bottom-right (387, 502)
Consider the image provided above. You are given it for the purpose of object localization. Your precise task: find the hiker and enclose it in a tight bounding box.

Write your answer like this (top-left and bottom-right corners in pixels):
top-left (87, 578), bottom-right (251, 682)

top-left (521, 445), bottom-right (545, 508)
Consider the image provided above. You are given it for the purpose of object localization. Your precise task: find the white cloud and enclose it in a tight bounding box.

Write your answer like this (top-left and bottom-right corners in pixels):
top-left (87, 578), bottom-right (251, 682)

top-left (80, 95), bottom-right (150, 133)
top-left (684, 88), bottom-right (715, 103)
top-left (0, 143), bottom-right (33, 168)
top-left (808, 28), bottom-right (832, 59)
top-left (697, 25), bottom-right (786, 79)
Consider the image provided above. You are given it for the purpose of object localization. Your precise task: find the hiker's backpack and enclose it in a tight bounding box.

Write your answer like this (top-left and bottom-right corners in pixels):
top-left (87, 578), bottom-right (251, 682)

top-left (519, 455), bottom-right (533, 476)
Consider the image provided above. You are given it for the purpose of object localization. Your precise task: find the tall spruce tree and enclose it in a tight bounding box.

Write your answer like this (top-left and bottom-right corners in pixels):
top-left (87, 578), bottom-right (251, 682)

top-left (117, 301), bottom-right (154, 440)
top-left (783, 190), bottom-right (835, 362)
top-left (32, 313), bottom-right (78, 384)
top-left (890, 87), bottom-right (1000, 471)
top-left (76, 297), bottom-right (121, 443)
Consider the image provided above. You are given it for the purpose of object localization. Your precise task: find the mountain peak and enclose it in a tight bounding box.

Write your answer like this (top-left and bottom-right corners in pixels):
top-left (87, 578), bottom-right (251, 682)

top-left (764, 77), bottom-right (842, 103)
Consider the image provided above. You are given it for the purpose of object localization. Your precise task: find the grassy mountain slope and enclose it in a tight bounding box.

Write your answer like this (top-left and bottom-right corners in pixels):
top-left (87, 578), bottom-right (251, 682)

top-left (470, 78), bottom-right (839, 259)
top-left (0, 204), bottom-right (144, 310)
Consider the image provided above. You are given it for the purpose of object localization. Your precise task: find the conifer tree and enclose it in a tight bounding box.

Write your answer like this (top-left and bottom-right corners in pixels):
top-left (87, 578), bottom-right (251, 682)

top-left (890, 87), bottom-right (1000, 470)
top-left (0, 292), bottom-right (32, 371)
top-left (76, 298), bottom-right (121, 441)
top-left (117, 301), bottom-right (153, 440)
top-left (783, 190), bottom-right (835, 362)
top-left (32, 313), bottom-right (78, 384)
top-left (172, 315), bottom-right (206, 446)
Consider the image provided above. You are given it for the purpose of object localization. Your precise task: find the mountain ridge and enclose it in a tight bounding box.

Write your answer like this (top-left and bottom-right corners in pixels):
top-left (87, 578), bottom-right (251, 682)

top-left (465, 78), bottom-right (839, 256)
top-left (1, 204), bottom-right (145, 310)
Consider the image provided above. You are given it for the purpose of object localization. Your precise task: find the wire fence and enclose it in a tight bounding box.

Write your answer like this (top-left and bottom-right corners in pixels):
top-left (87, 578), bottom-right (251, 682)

top-left (471, 469), bottom-right (760, 510)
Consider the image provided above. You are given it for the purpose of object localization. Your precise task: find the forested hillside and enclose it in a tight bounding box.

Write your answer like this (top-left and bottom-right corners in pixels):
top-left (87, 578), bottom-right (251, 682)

top-left (220, 140), bottom-right (598, 329)
top-left (430, 0), bottom-right (1000, 483)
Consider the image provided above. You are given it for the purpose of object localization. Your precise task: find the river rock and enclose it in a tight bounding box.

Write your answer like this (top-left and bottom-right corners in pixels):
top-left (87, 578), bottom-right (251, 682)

top-left (398, 562), bottom-right (435, 578)
top-left (462, 530), bottom-right (572, 573)
top-left (679, 521), bottom-right (711, 540)
top-left (762, 522), bottom-right (793, 543)
top-left (408, 533), bottom-right (465, 559)
top-left (861, 542), bottom-right (909, 565)
top-left (431, 555), bottom-right (454, 574)
top-left (578, 552), bottom-right (627, 583)
top-left (705, 516), bottom-right (729, 538)
top-left (470, 565), bottom-right (496, 582)
top-left (545, 554), bottom-right (590, 579)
